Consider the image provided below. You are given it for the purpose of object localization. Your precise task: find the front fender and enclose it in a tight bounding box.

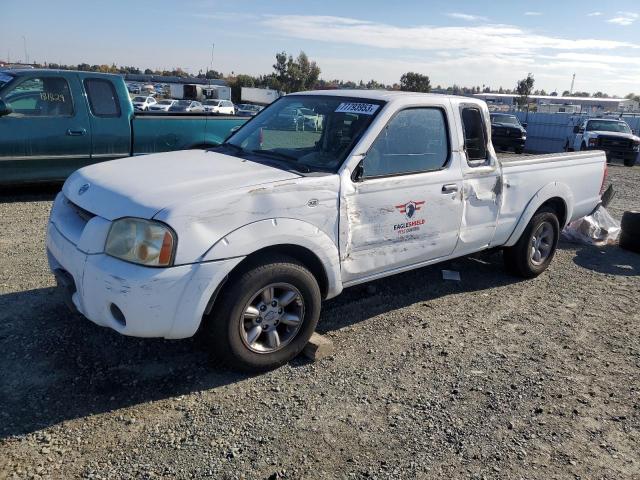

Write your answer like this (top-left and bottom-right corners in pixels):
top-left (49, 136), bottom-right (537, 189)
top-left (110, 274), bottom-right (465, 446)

top-left (503, 182), bottom-right (574, 247)
top-left (202, 218), bottom-right (343, 299)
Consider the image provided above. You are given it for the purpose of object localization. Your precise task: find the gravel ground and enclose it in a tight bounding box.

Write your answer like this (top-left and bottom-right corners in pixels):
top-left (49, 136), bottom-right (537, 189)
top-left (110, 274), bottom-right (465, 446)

top-left (0, 165), bottom-right (639, 480)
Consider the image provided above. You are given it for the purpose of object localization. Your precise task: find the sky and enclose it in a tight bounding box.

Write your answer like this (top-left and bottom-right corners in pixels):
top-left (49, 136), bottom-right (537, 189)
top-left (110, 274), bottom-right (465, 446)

top-left (3, 0), bottom-right (640, 96)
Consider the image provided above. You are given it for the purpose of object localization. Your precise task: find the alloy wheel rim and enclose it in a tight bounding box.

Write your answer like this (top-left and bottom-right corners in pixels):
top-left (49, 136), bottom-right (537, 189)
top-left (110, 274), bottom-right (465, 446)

top-left (530, 222), bottom-right (554, 266)
top-left (239, 283), bottom-right (305, 354)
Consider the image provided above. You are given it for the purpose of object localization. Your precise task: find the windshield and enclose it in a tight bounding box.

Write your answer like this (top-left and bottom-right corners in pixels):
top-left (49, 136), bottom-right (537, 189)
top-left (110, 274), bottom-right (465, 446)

top-left (0, 73), bottom-right (14, 90)
top-left (204, 100), bottom-right (220, 105)
top-left (175, 100), bottom-right (191, 106)
top-left (586, 120), bottom-right (631, 134)
top-left (491, 114), bottom-right (519, 126)
top-left (158, 100), bottom-right (173, 105)
top-left (223, 95), bottom-right (385, 173)
top-left (132, 96), bottom-right (146, 102)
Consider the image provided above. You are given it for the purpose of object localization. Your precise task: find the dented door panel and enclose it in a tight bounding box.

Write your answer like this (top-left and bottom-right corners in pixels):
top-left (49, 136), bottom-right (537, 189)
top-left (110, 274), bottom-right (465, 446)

top-left (340, 164), bottom-right (464, 282)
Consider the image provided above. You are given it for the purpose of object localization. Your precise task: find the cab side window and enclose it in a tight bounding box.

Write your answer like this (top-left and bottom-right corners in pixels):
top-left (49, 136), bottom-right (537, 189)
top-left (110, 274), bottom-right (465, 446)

top-left (461, 107), bottom-right (488, 164)
top-left (362, 108), bottom-right (449, 178)
top-left (84, 79), bottom-right (121, 117)
top-left (4, 76), bottom-right (74, 117)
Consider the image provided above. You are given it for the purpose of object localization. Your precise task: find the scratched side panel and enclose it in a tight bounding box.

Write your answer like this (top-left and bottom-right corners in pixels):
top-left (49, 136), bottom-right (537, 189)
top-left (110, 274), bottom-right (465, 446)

top-left (339, 168), bottom-right (464, 282)
top-left (156, 175), bottom-right (342, 265)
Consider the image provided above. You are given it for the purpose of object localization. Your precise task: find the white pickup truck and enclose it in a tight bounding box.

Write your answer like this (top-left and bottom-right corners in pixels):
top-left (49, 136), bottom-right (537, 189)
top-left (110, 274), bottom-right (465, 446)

top-left (566, 117), bottom-right (640, 166)
top-left (47, 91), bottom-right (607, 371)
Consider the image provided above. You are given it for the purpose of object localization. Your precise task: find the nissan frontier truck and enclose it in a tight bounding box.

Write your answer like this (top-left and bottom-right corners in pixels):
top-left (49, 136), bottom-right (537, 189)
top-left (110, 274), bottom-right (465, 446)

top-left (46, 91), bottom-right (607, 371)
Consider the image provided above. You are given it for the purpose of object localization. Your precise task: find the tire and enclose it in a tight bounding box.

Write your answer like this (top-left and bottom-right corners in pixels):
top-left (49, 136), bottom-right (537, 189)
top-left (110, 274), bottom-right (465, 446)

top-left (514, 147), bottom-right (523, 154)
top-left (580, 143), bottom-right (587, 151)
top-left (503, 208), bottom-right (560, 278)
top-left (620, 211), bottom-right (640, 253)
top-left (621, 211), bottom-right (640, 232)
top-left (205, 254), bottom-right (321, 372)
top-left (624, 156), bottom-right (637, 167)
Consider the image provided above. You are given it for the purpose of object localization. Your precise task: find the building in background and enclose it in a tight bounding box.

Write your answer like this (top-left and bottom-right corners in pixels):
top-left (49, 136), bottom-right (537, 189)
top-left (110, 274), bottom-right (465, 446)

top-left (475, 93), bottom-right (639, 113)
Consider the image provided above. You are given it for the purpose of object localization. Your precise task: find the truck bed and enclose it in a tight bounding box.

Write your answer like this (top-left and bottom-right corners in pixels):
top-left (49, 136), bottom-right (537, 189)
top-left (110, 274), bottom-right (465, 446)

top-left (131, 114), bottom-right (247, 155)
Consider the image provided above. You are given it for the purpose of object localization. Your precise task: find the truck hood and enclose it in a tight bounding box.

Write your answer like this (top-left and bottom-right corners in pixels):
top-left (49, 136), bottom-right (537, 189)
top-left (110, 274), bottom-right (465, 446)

top-left (63, 150), bottom-right (301, 220)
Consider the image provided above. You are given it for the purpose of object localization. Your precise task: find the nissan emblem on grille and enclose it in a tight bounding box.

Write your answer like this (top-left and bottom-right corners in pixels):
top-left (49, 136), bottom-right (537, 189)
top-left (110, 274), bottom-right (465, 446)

top-left (78, 183), bottom-right (90, 195)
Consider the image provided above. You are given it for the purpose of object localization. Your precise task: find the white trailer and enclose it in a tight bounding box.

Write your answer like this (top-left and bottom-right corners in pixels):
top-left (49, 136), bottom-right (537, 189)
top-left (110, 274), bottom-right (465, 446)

top-left (241, 87), bottom-right (281, 105)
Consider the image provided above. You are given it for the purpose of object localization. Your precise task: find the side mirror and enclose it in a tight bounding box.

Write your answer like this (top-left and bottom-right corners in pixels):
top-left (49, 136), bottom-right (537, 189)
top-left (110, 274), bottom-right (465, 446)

top-left (352, 160), bottom-right (365, 182)
top-left (573, 125), bottom-right (580, 134)
top-left (0, 99), bottom-right (12, 117)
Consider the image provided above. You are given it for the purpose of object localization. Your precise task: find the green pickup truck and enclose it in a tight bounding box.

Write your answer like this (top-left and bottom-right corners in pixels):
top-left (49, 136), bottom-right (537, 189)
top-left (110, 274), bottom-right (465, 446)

top-left (0, 69), bottom-right (247, 185)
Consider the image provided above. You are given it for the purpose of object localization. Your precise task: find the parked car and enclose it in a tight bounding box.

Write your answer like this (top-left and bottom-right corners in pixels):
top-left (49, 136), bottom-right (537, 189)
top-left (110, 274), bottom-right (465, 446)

top-left (127, 83), bottom-right (141, 94)
top-left (0, 69), bottom-right (247, 184)
top-left (168, 100), bottom-right (204, 113)
top-left (566, 118), bottom-right (639, 166)
top-left (490, 113), bottom-right (527, 154)
top-left (148, 99), bottom-right (177, 112)
top-left (132, 96), bottom-right (157, 111)
top-left (203, 99), bottom-right (235, 115)
top-left (47, 90), bottom-right (607, 371)
top-left (236, 104), bottom-right (264, 117)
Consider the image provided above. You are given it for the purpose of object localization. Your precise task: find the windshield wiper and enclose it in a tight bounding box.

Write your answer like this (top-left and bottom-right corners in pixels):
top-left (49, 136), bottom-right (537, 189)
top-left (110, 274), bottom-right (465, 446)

top-left (220, 142), bottom-right (245, 154)
top-left (249, 150), bottom-right (311, 173)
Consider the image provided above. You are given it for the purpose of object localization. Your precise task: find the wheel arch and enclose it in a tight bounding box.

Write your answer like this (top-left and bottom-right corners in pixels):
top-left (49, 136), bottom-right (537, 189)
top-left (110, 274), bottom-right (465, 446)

top-left (503, 183), bottom-right (573, 247)
top-left (202, 218), bottom-right (342, 300)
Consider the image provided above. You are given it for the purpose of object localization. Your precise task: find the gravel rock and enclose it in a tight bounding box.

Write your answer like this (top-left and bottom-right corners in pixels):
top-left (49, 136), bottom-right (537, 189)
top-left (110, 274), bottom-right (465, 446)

top-left (1, 166), bottom-right (639, 479)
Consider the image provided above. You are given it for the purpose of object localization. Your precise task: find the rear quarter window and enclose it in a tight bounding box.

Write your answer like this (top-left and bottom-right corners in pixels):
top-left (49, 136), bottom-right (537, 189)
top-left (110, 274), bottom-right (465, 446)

top-left (84, 79), bottom-right (121, 117)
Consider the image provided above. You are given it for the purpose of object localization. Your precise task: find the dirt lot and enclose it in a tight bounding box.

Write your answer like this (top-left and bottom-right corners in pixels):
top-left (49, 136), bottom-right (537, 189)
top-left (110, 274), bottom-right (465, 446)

top-left (1, 166), bottom-right (639, 480)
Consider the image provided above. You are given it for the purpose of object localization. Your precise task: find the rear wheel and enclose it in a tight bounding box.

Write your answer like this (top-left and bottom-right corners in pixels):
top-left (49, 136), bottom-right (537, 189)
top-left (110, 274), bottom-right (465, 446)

top-left (580, 143), bottom-right (587, 151)
top-left (504, 208), bottom-right (560, 278)
top-left (205, 254), bottom-right (321, 372)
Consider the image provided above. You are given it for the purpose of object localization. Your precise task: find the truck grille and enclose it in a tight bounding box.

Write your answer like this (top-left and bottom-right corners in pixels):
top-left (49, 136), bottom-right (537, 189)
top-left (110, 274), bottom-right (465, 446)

top-left (64, 196), bottom-right (96, 223)
top-left (597, 136), bottom-right (633, 150)
top-left (51, 195), bottom-right (97, 245)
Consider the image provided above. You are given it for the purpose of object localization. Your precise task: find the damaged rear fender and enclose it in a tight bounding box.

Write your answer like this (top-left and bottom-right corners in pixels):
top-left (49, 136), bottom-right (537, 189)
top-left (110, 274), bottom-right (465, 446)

top-left (503, 182), bottom-right (574, 247)
top-left (201, 218), bottom-right (342, 299)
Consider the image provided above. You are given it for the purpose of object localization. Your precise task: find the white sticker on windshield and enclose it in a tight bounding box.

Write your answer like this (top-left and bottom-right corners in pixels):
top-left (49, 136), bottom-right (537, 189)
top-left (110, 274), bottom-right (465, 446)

top-left (335, 102), bottom-right (380, 115)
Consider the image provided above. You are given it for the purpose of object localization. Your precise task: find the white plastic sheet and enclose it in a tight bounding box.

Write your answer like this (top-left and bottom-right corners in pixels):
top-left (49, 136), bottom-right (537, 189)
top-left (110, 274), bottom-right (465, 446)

top-left (562, 206), bottom-right (621, 246)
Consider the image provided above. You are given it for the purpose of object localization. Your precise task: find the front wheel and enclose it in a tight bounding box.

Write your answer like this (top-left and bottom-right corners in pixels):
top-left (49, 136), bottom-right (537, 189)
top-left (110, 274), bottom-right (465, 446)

top-left (205, 254), bottom-right (321, 372)
top-left (514, 147), bottom-right (524, 154)
top-left (503, 208), bottom-right (560, 278)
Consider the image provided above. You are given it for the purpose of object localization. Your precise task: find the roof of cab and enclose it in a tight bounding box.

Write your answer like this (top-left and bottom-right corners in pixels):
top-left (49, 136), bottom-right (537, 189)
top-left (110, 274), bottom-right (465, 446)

top-left (4, 69), bottom-right (121, 79)
top-left (290, 89), bottom-right (479, 103)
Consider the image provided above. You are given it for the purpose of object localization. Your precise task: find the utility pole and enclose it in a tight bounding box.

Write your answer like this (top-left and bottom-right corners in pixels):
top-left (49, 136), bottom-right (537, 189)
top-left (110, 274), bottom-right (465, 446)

top-left (22, 36), bottom-right (29, 64)
top-left (569, 73), bottom-right (575, 95)
top-left (209, 43), bottom-right (215, 77)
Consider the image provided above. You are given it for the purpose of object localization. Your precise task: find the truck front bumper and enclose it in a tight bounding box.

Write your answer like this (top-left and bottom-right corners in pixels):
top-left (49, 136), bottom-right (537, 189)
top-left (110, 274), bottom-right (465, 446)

top-left (492, 135), bottom-right (526, 150)
top-left (46, 221), bottom-right (243, 339)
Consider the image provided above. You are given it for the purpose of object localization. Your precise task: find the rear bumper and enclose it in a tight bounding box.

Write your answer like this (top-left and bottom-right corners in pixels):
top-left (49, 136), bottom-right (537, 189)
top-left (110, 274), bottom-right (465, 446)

top-left (46, 221), bottom-right (243, 339)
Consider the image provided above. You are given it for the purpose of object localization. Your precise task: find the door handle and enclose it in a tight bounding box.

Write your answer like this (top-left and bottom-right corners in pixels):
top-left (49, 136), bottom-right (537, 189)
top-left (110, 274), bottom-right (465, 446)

top-left (66, 128), bottom-right (87, 136)
top-left (442, 184), bottom-right (459, 193)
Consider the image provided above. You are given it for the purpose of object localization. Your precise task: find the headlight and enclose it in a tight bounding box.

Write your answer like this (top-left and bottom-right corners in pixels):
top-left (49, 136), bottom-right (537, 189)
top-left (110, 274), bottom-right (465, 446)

top-left (634, 142), bottom-right (640, 152)
top-left (105, 218), bottom-right (176, 267)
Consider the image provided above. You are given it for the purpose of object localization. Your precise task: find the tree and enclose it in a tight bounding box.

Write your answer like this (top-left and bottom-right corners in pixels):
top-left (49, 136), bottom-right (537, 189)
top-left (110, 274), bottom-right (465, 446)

top-left (270, 51), bottom-right (320, 93)
top-left (399, 72), bottom-right (431, 92)
top-left (515, 73), bottom-right (534, 107)
top-left (625, 93), bottom-right (640, 103)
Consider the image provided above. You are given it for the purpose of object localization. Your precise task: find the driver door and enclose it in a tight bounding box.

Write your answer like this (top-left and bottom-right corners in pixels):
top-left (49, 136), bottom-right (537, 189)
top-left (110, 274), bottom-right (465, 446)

top-left (0, 73), bottom-right (91, 183)
top-left (341, 106), bottom-right (464, 282)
